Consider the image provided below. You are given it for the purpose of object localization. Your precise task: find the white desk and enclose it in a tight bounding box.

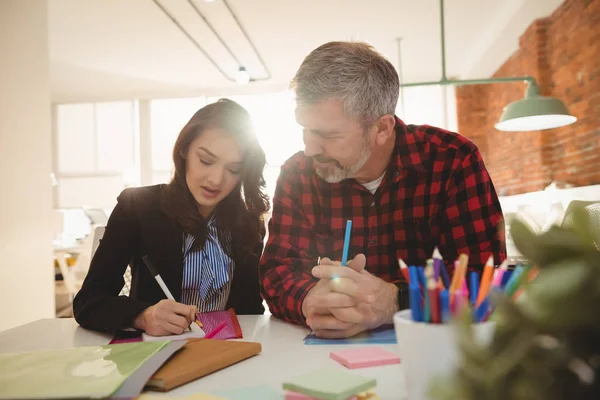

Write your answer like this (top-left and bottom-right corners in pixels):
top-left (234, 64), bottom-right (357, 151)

top-left (0, 316), bottom-right (407, 399)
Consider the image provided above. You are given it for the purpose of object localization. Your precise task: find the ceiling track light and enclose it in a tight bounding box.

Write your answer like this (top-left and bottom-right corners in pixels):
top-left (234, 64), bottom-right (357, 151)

top-left (397, 0), bottom-right (576, 132)
top-left (152, 0), bottom-right (271, 84)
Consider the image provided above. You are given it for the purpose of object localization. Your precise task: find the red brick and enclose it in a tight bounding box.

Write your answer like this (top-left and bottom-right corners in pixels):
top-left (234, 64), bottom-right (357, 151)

top-left (456, 0), bottom-right (600, 195)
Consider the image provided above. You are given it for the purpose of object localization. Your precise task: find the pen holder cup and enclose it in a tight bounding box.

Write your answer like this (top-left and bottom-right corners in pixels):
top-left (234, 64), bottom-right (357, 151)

top-left (393, 309), bottom-right (495, 400)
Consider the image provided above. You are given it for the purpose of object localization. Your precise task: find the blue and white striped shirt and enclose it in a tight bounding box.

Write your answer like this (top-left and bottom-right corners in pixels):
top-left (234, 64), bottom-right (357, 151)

top-left (180, 215), bottom-right (234, 312)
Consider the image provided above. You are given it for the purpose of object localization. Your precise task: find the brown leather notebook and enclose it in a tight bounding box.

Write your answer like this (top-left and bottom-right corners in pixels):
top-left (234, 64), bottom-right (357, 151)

top-left (145, 338), bottom-right (262, 392)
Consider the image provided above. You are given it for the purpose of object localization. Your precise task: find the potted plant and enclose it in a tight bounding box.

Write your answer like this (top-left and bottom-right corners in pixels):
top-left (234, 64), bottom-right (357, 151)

top-left (431, 207), bottom-right (600, 400)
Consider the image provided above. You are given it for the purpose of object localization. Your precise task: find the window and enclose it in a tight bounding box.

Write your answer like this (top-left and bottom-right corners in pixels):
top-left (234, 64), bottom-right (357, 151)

top-left (54, 101), bottom-right (138, 209)
top-left (150, 97), bottom-right (207, 183)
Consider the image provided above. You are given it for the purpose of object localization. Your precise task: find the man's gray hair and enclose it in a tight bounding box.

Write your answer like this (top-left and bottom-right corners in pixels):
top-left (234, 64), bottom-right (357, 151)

top-left (290, 41), bottom-right (400, 128)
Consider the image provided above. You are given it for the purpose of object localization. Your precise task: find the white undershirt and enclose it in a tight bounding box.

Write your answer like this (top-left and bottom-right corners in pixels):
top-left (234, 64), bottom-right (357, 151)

top-left (360, 172), bottom-right (386, 194)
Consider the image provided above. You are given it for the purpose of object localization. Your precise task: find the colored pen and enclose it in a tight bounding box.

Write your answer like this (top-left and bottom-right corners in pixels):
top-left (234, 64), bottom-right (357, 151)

top-left (427, 277), bottom-right (440, 323)
top-left (476, 255), bottom-right (495, 307)
top-left (419, 268), bottom-right (430, 322)
top-left (398, 258), bottom-right (410, 283)
top-left (504, 265), bottom-right (524, 297)
top-left (204, 321), bottom-right (227, 339)
top-left (409, 266), bottom-right (422, 321)
top-left (470, 271), bottom-right (479, 306)
top-left (491, 259), bottom-right (509, 288)
top-left (341, 220), bottom-right (352, 266)
top-left (440, 289), bottom-right (450, 323)
top-left (433, 247), bottom-right (450, 288)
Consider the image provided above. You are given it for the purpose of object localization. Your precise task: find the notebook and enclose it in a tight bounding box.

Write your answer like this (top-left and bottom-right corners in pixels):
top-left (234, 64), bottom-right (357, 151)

top-left (282, 368), bottom-right (376, 400)
top-left (196, 308), bottom-right (243, 340)
top-left (329, 347), bottom-right (400, 369)
top-left (304, 325), bottom-right (396, 345)
top-left (146, 338), bottom-right (262, 392)
top-left (0, 341), bottom-right (169, 399)
top-left (111, 341), bottom-right (186, 399)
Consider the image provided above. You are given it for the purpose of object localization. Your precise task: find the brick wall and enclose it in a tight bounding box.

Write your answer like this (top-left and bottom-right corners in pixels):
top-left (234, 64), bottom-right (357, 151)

top-left (456, 0), bottom-right (600, 195)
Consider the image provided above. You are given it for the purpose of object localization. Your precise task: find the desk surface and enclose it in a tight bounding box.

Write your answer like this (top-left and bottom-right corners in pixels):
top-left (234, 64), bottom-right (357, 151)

top-left (0, 316), bottom-right (407, 399)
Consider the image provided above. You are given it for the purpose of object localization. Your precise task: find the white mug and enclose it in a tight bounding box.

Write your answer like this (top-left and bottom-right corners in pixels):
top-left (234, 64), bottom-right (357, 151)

top-left (393, 309), bottom-right (495, 400)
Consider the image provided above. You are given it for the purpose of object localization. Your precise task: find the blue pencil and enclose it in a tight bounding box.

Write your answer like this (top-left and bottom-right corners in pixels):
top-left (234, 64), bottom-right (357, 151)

top-left (440, 289), bottom-right (450, 323)
top-left (410, 284), bottom-right (422, 322)
top-left (470, 271), bottom-right (479, 306)
top-left (474, 297), bottom-right (491, 322)
top-left (341, 220), bottom-right (352, 266)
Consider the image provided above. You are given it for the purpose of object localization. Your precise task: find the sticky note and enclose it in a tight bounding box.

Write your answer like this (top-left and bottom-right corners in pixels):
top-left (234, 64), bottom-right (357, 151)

top-left (214, 384), bottom-right (283, 400)
top-left (330, 347), bottom-right (400, 369)
top-left (285, 392), bottom-right (357, 400)
top-left (282, 367), bottom-right (376, 400)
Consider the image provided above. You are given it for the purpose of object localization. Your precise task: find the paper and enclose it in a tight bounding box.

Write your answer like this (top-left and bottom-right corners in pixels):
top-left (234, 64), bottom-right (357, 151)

top-left (214, 384), bottom-right (283, 400)
top-left (330, 347), bottom-right (400, 369)
top-left (282, 368), bottom-right (376, 400)
top-left (143, 328), bottom-right (205, 342)
top-left (197, 309), bottom-right (242, 340)
top-left (0, 341), bottom-right (169, 399)
top-left (304, 325), bottom-right (396, 345)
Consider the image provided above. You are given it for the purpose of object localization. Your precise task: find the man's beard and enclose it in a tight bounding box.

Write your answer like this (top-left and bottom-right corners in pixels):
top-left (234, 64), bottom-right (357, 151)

top-left (313, 141), bottom-right (372, 183)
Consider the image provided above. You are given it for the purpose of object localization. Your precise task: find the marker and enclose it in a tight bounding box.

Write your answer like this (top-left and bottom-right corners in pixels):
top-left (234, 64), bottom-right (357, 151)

top-left (142, 255), bottom-right (202, 333)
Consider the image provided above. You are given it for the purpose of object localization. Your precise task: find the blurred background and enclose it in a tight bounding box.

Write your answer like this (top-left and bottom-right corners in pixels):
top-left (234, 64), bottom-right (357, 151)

top-left (1, 0), bottom-right (598, 330)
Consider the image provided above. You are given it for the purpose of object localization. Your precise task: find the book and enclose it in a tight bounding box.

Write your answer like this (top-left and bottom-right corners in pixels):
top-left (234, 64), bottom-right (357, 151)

top-left (145, 338), bottom-right (261, 392)
top-left (0, 341), bottom-right (169, 399)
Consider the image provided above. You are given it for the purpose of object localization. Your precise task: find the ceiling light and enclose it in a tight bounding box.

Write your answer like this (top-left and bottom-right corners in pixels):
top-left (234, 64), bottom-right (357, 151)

top-left (236, 67), bottom-right (250, 85)
top-left (495, 82), bottom-right (577, 131)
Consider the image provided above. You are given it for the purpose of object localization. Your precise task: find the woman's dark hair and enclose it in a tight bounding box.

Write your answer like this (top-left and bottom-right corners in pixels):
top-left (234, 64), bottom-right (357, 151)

top-left (162, 98), bottom-right (270, 257)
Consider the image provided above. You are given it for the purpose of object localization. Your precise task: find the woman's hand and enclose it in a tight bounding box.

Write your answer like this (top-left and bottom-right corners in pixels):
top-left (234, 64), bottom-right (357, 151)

top-left (133, 299), bottom-right (197, 336)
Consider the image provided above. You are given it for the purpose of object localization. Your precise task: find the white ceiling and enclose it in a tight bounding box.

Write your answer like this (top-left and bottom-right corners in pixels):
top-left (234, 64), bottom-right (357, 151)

top-left (48, 0), bottom-right (565, 103)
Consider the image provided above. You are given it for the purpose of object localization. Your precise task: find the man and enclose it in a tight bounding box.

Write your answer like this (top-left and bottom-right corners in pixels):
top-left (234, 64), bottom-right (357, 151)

top-left (259, 41), bottom-right (506, 338)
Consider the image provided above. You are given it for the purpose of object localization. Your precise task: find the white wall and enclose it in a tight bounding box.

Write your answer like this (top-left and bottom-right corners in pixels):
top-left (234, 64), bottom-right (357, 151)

top-left (0, 1), bottom-right (55, 331)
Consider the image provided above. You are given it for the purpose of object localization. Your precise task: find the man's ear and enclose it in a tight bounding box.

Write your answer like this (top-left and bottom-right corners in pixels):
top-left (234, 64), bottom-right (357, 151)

top-left (373, 115), bottom-right (396, 146)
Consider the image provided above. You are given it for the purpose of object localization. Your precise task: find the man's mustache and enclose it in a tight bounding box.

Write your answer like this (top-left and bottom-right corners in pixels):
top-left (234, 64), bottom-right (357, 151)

top-left (312, 155), bottom-right (340, 166)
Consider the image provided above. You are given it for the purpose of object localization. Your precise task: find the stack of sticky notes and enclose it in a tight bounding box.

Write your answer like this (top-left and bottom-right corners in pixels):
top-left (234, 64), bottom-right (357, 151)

top-left (329, 347), bottom-right (400, 369)
top-left (282, 367), bottom-right (377, 400)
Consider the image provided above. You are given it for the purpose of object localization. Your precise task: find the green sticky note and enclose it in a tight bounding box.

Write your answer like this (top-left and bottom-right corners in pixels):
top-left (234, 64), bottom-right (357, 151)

top-left (215, 384), bottom-right (283, 400)
top-left (0, 341), bottom-right (169, 399)
top-left (282, 367), bottom-right (376, 400)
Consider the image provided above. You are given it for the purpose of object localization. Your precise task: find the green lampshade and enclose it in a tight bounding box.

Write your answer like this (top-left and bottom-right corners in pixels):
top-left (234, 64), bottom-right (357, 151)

top-left (495, 83), bottom-right (577, 132)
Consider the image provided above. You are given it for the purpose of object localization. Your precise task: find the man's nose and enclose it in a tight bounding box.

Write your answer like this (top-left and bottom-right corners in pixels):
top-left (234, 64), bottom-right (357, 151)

top-left (303, 131), bottom-right (321, 158)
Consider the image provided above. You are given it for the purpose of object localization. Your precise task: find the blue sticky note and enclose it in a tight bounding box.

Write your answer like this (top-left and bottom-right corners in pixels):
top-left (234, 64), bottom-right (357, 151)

top-left (304, 324), bottom-right (396, 345)
top-left (214, 384), bottom-right (283, 400)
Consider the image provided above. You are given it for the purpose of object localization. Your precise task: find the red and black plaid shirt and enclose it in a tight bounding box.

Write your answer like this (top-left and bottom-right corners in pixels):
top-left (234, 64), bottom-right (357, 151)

top-left (259, 118), bottom-right (506, 325)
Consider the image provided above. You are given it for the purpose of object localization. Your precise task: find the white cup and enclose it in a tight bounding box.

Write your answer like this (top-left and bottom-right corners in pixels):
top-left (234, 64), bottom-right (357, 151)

top-left (393, 309), bottom-right (495, 400)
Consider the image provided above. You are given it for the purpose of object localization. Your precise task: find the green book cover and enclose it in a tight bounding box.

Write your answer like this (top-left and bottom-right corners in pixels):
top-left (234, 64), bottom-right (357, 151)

top-left (0, 341), bottom-right (170, 399)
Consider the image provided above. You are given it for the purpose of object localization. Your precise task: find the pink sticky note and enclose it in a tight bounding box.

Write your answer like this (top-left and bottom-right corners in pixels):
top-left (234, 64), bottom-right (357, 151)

top-left (285, 393), bottom-right (357, 400)
top-left (330, 347), bottom-right (400, 369)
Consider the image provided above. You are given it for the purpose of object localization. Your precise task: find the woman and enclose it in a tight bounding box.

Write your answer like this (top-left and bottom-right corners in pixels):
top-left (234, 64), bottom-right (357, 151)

top-left (73, 99), bottom-right (270, 336)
